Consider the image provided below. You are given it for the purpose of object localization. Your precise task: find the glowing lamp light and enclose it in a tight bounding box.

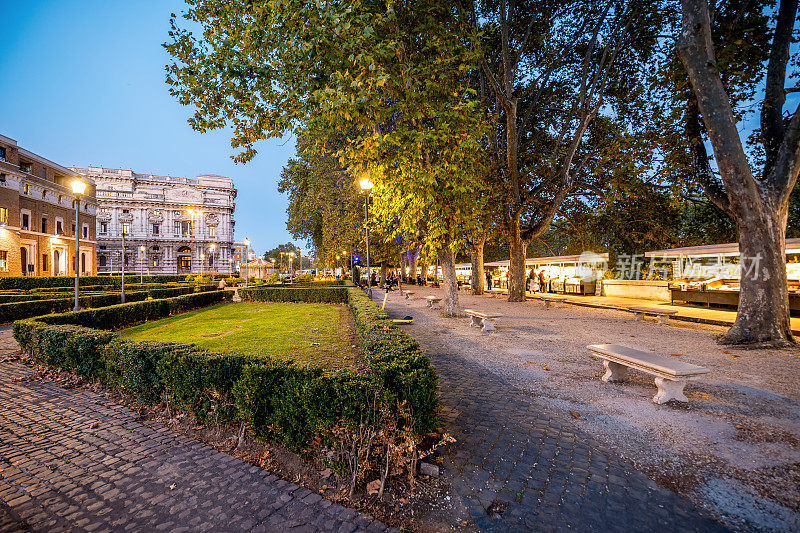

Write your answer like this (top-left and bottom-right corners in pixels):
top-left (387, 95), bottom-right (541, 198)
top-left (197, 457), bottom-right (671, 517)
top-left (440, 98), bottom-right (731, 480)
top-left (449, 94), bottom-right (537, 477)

top-left (244, 238), bottom-right (250, 247)
top-left (359, 178), bottom-right (374, 191)
top-left (139, 245), bottom-right (146, 252)
top-left (70, 180), bottom-right (87, 195)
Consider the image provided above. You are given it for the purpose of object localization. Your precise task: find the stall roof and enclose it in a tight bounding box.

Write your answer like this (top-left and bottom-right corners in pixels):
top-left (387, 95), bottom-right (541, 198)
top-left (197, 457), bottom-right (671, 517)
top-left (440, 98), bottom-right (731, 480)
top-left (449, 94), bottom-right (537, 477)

top-left (645, 238), bottom-right (800, 258)
top-left (485, 252), bottom-right (609, 267)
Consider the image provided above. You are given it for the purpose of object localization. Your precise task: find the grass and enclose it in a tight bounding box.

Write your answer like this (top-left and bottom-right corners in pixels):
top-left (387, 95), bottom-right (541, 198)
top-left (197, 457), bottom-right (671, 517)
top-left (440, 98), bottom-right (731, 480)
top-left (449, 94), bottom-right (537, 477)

top-left (120, 302), bottom-right (361, 370)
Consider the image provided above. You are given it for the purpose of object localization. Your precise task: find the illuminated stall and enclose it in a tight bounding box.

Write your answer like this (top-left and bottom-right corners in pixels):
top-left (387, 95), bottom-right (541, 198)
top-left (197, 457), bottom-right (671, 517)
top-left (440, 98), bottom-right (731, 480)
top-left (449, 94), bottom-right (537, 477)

top-left (644, 238), bottom-right (800, 309)
top-left (484, 252), bottom-right (608, 294)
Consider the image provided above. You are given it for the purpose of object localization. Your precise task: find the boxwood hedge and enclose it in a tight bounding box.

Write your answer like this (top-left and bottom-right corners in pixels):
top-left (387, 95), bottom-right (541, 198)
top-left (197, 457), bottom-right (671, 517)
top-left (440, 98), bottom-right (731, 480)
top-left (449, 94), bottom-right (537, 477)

top-left (13, 285), bottom-right (438, 452)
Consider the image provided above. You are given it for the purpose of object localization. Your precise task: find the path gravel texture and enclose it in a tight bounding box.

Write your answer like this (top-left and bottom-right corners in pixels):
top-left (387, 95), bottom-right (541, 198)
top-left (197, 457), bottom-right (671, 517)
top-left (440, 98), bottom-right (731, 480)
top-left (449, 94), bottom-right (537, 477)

top-left (0, 327), bottom-right (395, 533)
top-left (380, 286), bottom-right (800, 532)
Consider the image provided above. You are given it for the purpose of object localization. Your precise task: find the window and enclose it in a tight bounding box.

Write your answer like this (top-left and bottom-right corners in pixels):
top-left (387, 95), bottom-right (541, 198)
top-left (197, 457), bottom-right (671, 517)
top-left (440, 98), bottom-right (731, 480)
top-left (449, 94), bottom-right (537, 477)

top-left (58, 195), bottom-right (63, 204)
top-left (83, 224), bottom-right (88, 239)
top-left (174, 221), bottom-right (191, 236)
top-left (0, 208), bottom-right (7, 225)
top-left (153, 257), bottom-right (160, 267)
top-left (56, 219), bottom-right (63, 235)
top-left (81, 253), bottom-right (86, 274)
top-left (100, 208), bottom-right (108, 213)
top-left (42, 254), bottom-right (48, 271)
top-left (122, 209), bottom-right (130, 214)
top-left (152, 224), bottom-right (160, 235)
top-left (99, 255), bottom-right (107, 267)
top-left (41, 217), bottom-right (47, 234)
top-left (20, 163), bottom-right (31, 174)
top-left (152, 210), bottom-right (160, 216)
top-left (99, 222), bottom-right (108, 234)
top-left (41, 168), bottom-right (47, 179)
top-left (41, 190), bottom-right (47, 199)
top-left (208, 255), bottom-right (214, 267)
top-left (122, 223), bottom-right (130, 235)
top-left (71, 223), bottom-right (76, 235)
top-left (0, 147), bottom-right (6, 162)
top-left (209, 226), bottom-right (216, 238)
top-left (0, 173), bottom-right (5, 183)
top-left (0, 251), bottom-right (7, 271)
top-left (21, 212), bottom-right (30, 230)
top-left (23, 183), bottom-right (29, 195)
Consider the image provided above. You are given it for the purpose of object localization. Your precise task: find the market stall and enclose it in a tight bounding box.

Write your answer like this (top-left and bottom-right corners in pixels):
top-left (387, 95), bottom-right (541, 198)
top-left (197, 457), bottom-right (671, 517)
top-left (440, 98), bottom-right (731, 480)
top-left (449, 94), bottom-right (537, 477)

top-left (644, 239), bottom-right (800, 310)
top-left (484, 252), bottom-right (608, 294)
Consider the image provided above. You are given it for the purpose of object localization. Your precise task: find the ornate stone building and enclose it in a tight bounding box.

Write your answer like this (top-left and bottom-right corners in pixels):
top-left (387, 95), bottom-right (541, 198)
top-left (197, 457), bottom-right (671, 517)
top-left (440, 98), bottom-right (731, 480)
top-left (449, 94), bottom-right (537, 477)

top-left (70, 166), bottom-right (236, 275)
top-left (0, 134), bottom-right (97, 277)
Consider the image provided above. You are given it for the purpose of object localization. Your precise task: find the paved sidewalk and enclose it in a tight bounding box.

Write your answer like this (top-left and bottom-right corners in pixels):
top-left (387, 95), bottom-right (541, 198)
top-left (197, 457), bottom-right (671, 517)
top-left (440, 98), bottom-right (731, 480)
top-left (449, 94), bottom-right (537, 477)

top-left (378, 290), bottom-right (728, 532)
top-left (0, 327), bottom-right (394, 533)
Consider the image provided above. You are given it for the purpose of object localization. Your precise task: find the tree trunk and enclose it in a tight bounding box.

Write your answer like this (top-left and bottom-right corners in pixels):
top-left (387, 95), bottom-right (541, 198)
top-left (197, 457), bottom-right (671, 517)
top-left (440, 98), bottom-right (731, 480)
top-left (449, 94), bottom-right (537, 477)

top-left (437, 235), bottom-right (460, 316)
top-left (380, 261), bottom-right (388, 286)
top-left (723, 214), bottom-right (793, 346)
top-left (408, 247), bottom-right (419, 284)
top-left (470, 237), bottom-right (485, 295)
top-left (507, 212), bottom-right (527, 302)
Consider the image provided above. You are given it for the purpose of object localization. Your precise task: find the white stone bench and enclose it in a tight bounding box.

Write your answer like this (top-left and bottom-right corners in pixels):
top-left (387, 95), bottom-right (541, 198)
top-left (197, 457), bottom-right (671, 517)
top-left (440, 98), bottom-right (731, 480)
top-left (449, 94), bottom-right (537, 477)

top-left (626, 306), bottom-right (678, 325)
top-left (540, 295), bottom-right (567, 308)
top-left (464, 309), bottom-right (503, 332)
top-left (587, 344), bottom-right (709, 404)
top-left (425, 296), bottom-right (442, 308)
top-left (402, 290), bottom-right (416, 300)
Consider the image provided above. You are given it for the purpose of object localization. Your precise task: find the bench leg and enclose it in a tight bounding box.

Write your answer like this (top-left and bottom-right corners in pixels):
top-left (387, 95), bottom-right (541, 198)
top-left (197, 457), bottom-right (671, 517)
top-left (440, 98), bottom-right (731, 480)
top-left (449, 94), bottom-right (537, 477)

top-left (470, 316), bottom-right (482, 328)
top-left (544, 300), bottom-right (551, 309)
top-left (481, 318), bottom-right (496, 332)
top-left (653, 377), bottom-right (688, 404)
top-left (656, 314), bottom-right (670, 325)
top-left (601, 360), bottom-right (628, 382)
top-left (427, 300), bottom-right (433, 308)
top-left (632, 311), bottom-right (643, 321)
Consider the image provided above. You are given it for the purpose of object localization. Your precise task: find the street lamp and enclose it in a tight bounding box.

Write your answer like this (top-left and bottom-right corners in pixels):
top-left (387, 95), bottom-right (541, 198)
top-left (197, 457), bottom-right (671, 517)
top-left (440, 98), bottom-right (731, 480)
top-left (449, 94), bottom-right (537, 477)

top-left (139, 245), bottom-right (146, 284)
top-left (243, 238), bottom-right (250, 287)
top-left (209, 243), bottom-right (216, 281)
top-left (289, 251), bottom-right (295, 282)
top-left (200, 253), bottom-right (205, 277)
top-left (359, 177), bottom-right (373, 297)
top-left (70, 180), bottom-right (87, 311)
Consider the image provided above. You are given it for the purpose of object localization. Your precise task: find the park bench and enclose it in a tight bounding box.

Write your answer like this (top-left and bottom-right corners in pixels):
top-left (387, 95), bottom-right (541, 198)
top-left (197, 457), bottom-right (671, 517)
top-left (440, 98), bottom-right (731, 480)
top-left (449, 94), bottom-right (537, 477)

top-left (540, 295), bottom-right (567, 308)
top-left (626, 306), bottom-right (678, 325)
top-left (425, 296), bottom-right (442, 308)
top-left (402, 290), bottom-right (415, 300)
top-left (587, 344), bottom-right (709, 404)
top-left (464, 309), bottom-right (503, 332)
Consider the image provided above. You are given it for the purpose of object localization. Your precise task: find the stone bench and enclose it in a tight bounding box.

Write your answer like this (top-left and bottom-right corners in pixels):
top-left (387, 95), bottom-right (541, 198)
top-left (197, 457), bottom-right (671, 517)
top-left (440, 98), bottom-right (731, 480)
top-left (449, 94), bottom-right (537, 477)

top-left (626, 306), bottom-right (678, 325)
top-left (425, 296), bottom-right (442, 308)
top-left (540, 295), bottom-right (567, 308)
top-left (402, 290), bottom-right (415, 300)
top-left (587, 344), bottom-right (709, 404)
top-left (464, 309), bottom-right (503, 332)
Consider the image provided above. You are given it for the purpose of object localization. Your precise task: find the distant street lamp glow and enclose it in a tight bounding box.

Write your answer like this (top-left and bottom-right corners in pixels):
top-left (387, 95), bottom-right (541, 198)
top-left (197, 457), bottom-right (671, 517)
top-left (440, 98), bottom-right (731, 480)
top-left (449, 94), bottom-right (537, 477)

top-left (359, 178), bottom-right (374, 191)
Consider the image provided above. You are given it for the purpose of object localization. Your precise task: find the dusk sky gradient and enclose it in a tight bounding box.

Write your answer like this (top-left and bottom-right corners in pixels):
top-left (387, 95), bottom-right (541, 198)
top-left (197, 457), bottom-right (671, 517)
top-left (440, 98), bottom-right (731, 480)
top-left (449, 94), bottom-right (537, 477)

top-left (0, 0), bottom-right (299, 256)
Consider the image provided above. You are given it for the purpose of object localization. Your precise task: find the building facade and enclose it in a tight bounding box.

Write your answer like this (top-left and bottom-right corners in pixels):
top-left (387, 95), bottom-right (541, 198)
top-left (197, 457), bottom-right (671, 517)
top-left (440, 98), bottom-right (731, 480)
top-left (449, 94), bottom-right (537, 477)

top-left (0, 134), bottom-right (97, 277)
top-left (70, 167), bottom-right (236, 275)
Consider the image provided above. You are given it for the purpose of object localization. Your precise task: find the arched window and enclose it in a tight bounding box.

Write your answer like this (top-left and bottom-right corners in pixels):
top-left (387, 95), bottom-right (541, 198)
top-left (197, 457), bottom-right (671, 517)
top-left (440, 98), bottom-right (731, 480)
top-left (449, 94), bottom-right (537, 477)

top-left (99, 255), bottom-right (107, 267)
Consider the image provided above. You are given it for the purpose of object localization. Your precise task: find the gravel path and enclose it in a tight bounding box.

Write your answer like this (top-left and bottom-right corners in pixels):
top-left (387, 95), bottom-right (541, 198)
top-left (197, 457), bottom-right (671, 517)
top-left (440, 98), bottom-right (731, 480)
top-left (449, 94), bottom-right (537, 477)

top-left (382, 286), bottom-right (800, 532)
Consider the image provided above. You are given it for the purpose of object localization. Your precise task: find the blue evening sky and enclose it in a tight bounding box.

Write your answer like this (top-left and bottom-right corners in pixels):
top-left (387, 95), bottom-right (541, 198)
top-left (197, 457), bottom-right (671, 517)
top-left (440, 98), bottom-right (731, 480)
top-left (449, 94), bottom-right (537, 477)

top-left (0, 0), bottom-right (299, 256)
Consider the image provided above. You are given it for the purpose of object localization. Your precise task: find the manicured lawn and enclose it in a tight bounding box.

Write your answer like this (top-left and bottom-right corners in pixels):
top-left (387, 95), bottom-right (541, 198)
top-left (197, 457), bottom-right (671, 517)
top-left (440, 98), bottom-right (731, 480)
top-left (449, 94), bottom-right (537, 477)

top-left (120, 302), bottom-right (361, 370)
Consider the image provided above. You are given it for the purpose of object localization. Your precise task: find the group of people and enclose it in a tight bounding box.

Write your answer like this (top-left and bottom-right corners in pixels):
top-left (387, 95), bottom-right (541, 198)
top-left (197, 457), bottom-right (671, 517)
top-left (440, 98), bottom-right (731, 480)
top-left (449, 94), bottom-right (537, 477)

top-left (483, 269), bottom-right (550, 293)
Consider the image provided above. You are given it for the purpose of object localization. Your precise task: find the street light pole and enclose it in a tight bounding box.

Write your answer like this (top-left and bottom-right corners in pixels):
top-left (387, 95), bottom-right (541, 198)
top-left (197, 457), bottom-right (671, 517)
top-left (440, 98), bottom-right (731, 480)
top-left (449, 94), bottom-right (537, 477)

top-left (70, 180), bottom-right (87, 312)
top-left (121, 226), bottom-right (126, 304)
top-left (139, 245), bottom-right (145, 284)
top-left (359, 177), bottom-right (373, 297)
top-left (243, 238), bottom-right (250, 287)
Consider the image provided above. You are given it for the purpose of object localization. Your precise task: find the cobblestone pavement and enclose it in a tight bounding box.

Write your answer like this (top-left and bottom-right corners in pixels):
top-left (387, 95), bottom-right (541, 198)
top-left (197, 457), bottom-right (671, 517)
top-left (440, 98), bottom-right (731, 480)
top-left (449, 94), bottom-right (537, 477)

top-left (0, 327), bottom-right (395, 533)
top-left (378, 292), bottom-right (729, 532)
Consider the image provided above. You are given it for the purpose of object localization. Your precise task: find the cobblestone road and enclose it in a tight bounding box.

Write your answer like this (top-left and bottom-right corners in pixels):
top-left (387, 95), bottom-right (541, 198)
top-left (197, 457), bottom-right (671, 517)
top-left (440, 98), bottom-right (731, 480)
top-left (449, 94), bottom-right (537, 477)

top-left (380, 291), bottom-right (728, 532)
top-left (0, 327), bottom-right (394, 533)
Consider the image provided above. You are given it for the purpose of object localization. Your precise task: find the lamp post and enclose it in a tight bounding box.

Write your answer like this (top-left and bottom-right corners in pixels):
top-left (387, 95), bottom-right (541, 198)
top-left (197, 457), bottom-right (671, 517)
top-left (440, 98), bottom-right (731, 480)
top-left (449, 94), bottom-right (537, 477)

top-left (70, 180), bottom-right (87, 311)
top-left (359, 177), bottom-right (373, 297)
top-left (139, 245), bottom-right (145, 284)
top-left (121, 225), bottom-right (127, 303)
top-left (243, 238), bottom-right (250, 287)
top-left (289, 251), bottom-right (295, 282)
top-left (200, 253), bottom-right (205, 277)
top-left (209, 243), bottom-right (216, 281)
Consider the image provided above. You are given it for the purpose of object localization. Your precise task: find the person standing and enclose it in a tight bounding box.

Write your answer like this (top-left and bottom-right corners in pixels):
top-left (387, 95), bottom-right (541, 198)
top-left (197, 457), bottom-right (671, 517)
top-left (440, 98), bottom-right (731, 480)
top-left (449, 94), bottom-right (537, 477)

top-left (485, 270), bottom-right (492, 291)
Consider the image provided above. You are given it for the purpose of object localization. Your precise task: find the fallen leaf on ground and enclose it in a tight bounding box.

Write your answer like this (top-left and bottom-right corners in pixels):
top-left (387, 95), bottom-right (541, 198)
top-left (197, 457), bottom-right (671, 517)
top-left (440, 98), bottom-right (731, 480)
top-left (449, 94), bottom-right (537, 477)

top-left (526, 361), bottom-right (536, 364)
top-left (90, 422), bottom-right (99, 429)
top-left (731, 354), bottom-right (741, 358)
top-left (320, 468), bottom-right (331, 479)
top-left (569, 411), bottom-right (580, 419)
top-left (723, 350), bottom-right (731, 354)
top-left (589, 356), bottom-right (598, 361)
top-left (542, 364), bottom-right (550, 371)
top-left (400, 497), bottom-right (409, 504)
top-left (169, 483), bottom-right (176, 490)
top-left (366, 479), bottom-right (381, 495)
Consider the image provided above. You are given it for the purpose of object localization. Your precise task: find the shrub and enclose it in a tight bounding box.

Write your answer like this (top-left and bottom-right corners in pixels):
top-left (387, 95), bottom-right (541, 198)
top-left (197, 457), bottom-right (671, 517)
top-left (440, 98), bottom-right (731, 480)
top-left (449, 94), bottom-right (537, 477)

top-left (239, 286), bottom-right (348, 304)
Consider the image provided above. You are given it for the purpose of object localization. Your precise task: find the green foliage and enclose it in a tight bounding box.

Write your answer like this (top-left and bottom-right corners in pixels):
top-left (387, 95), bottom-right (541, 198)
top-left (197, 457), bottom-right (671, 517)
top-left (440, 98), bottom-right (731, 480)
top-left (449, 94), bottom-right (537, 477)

top-left (13, 283), bottom-right (437, 452)
top-left (239, 286), bottom-right (348, 304)
top-left (0, 274), bottom-right (191, 290)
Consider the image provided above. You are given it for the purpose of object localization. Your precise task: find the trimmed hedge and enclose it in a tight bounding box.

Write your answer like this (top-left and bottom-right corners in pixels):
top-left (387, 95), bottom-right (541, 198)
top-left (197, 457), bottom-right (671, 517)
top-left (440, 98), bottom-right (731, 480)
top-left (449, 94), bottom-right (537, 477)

top-left (0, 284), bottom-right (219, 324)
top-left (0, 274), bottom-right (193, 290)
top-left (239, 286), bottom-right (348, 304)
top-left (12, 284), bottom-right (438, 452)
